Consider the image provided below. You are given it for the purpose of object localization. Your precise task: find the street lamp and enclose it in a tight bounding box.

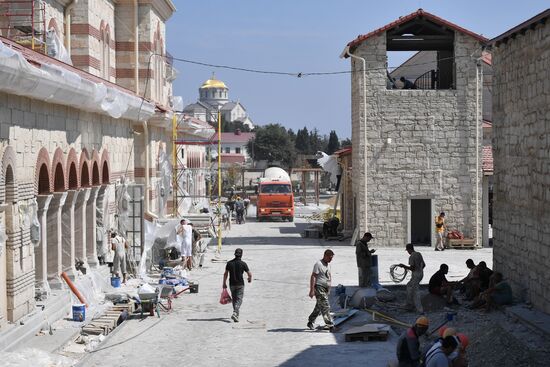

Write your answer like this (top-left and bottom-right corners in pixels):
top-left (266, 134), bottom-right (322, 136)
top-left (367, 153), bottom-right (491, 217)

top-left (217, 107), bottom-right (222, 254)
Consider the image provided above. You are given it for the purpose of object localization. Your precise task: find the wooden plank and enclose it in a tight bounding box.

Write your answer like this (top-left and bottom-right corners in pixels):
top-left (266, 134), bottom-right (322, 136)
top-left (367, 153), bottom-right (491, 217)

top-left (332, 309), bottom-right (359, 327)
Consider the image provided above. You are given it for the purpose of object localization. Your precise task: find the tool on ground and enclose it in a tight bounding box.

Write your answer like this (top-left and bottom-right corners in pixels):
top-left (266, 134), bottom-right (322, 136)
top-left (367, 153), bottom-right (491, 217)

top-left (364, 308), bottom-right (411, 328)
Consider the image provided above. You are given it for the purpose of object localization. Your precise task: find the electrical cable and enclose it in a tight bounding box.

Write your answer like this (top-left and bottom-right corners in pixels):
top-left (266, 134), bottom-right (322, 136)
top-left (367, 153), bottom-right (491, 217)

top-left (389, 264), bottom-right (408, 283)
top-left (88, 317), bottom-right (164, 353)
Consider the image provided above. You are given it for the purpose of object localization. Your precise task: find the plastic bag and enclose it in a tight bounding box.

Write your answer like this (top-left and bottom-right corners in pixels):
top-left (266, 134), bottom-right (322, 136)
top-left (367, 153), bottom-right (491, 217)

top-left (219, 288), bottom-right (232, 305)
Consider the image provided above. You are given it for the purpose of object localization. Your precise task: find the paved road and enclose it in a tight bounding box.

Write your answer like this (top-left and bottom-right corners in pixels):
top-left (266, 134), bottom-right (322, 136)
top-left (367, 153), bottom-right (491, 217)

top-left (78, 218), bottom-right (492, 367)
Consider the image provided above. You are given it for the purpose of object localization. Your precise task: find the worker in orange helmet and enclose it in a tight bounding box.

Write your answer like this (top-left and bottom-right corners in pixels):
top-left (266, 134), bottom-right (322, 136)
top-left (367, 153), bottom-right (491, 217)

top-left (452, 333), bottom-right (469, 367)
top-left (396, 316), bottom-right (429, 366)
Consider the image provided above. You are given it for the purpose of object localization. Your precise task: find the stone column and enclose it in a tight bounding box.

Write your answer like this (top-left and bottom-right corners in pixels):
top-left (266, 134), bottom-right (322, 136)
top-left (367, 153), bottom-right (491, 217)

top-left (35, 194), bottom-right (52, 290)
top-left (74, 188), bottom-right (91, 267)
top-left (86, 187), bottom-right (100, 267)
top-left (61, 190), bottom-right (78, 279)
top-left (46, 192), bottom-right (67, 289)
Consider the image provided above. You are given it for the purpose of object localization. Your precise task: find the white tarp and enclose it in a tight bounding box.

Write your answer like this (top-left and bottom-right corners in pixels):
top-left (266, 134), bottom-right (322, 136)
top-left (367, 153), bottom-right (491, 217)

top-left (0, 39), bottom-right (155, 121)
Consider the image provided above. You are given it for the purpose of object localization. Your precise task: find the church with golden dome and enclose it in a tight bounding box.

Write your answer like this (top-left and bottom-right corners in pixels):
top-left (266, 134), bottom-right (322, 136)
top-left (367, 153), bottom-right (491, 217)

top-left (183, 74), bottom-right (255, 129)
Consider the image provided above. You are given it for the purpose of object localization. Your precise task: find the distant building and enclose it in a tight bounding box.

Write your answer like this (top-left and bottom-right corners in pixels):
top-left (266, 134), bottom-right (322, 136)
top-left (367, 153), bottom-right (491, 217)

top-left (211, 130), bottom-right (255, 166)
top-left (183, 74), bottom-right (254, 129)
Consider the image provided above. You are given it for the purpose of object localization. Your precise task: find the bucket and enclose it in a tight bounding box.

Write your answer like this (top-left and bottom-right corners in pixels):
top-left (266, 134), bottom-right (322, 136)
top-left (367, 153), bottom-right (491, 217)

top-left (189, 283), bottom-right (199, 293)
top-left (72, 304), bottom-right (86, 322)
top-left (111, 276), bottom-right (121, 288)
top-left (446, 311), bottom-right (457, 322)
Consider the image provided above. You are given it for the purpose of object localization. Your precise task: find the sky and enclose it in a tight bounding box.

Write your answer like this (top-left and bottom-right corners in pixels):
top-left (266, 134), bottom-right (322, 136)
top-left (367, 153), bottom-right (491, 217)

top-left (166, 1), bottom-right (548, 139)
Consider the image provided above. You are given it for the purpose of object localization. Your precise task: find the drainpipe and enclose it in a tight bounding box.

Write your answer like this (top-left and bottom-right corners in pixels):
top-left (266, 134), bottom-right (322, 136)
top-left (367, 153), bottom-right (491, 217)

top-left (341, 45), bottom-right (368, 233)
top-left (141, 121), bottom-right (157, 220)
top-left (134, 0), bottom-right (139, 95)
top-left (475, 58), bottom-right (482, 246)
top-left (64, 0), bottom-right (77, 54)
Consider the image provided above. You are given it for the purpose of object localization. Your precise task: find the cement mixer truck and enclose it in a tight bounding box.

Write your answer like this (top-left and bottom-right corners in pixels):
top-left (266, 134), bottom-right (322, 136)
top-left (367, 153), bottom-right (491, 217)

top-left (256, 167), bottom-right (294, 222)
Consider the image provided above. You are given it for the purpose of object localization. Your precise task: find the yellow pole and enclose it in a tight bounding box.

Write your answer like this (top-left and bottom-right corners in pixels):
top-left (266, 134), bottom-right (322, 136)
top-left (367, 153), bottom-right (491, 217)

top-left (217, 109), bottom-right (222, 253)
top-left (172, 113), bottom-right (178, 217)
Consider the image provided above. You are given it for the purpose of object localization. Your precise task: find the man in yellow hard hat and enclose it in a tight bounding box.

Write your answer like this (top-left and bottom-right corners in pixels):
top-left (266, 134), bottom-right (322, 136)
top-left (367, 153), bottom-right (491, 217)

top-left (396, 316), bottom-right (429, 366)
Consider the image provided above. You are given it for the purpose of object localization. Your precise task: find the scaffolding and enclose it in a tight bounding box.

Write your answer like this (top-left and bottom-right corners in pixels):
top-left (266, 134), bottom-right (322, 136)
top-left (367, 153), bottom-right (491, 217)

top-left (171, 114), bottom-right (217, 217)
top-left (0, 0), bottom-right (47, 53)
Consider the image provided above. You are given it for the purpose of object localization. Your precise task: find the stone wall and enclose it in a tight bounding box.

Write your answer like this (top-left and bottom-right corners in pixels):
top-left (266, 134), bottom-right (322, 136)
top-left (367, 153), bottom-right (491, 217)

top-left (492, 20), bottom-right (550, 312)
top-left (350, 32), bottom-right (483, 246)
top-left (0, 91), bottom-right (135, 321)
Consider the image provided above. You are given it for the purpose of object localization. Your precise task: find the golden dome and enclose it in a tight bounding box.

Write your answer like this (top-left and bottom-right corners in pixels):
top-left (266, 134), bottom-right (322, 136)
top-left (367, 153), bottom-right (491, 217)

top-left (200, 74), bottom-right (228, 89)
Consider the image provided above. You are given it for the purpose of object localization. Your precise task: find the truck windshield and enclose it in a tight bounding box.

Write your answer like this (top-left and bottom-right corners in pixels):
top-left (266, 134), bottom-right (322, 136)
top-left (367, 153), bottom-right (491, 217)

top-left (260, 184), bottom-right (291, 194)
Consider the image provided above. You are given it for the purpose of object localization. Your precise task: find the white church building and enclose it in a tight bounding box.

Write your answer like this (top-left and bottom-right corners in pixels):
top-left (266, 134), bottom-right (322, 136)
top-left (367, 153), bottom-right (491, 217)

top-left (183, 75), bottom-right (254, 129)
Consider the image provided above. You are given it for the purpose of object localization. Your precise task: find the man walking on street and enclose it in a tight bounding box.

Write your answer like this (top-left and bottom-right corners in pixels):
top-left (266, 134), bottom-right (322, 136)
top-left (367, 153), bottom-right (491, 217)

top-left (223, 248), bottom-right (252, 322)
top-left (356, 232), bottom-right (376, 287)
top-left (307, 249), bottom-right (335, 331)
top-left (399, 243), bottom-right (426, 313)
top-left (435, 212), bottom-right (446, 251)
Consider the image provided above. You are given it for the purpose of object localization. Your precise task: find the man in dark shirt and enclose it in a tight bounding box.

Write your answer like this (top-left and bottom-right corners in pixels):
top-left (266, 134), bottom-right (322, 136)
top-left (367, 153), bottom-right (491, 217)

top-left (396, 316), bottom-right (429, 366)
top-left (355, 232), bottom-right (376, 287)
top-left (477, 261), bottom-right (493, 290)
top-left (428, 264), bottom-right (455, 304)
top-left (223, 248), bottom-right (252, 322)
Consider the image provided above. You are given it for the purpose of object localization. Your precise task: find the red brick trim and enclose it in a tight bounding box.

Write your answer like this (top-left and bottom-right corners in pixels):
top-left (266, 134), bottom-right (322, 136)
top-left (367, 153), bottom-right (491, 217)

top-left (66, 148), bottom-right (79, 190)
top-left (72, 55), bottom-right (101, 70)
top-left (116, 68), bottom-right (154, 79)
top-left (100, 149), bottom-right (110, 184)
top-left (51, 147), bottom-right (66, 192)
top-left (79, 149), bottom-right (91, 188)
top-left (1, 146), bottom-right (18, 203)
top-left (35, 147), bottom-right (51, 194)
top-left (115, 41), bottom-right (154, 52)
top-left (72, 23), bottom-right (101, 40)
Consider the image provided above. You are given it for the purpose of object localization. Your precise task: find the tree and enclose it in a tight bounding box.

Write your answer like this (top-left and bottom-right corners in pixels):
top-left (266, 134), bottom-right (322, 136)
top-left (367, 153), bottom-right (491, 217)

top-left (308, 128), bottom-right (325, 154)
top-left (295, 127), bottom-right (309, 154)
top-left (246, 124), bottom-right (296, 168)
top-left (327, 130), bottom-right (340, 154)
top-left (216, 117), bottom-right (251, 133)
top-left (340, 137), bottom-right (352, 147)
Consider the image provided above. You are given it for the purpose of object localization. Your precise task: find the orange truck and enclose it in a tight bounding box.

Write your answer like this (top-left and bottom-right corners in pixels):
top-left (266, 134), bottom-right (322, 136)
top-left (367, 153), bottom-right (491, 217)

top-left (256, 167), bottom-right (294, 222)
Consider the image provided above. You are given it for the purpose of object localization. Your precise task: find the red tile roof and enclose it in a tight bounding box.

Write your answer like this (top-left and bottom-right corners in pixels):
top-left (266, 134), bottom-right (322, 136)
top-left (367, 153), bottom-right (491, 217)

top-left (491, 8), bottom-right (550, 46)
top-left (334, 147), bottom-right (352, 157)
top-left (220, 153), bottom-right (245, 164)
top-left (211, 132), bottom-right (255, 144)
top-left (345, 9), bottom-right (488, 54)
top-left (482, 146), bottom-right (493, 173)
top-left (482, 120), bottom-right (492, 129)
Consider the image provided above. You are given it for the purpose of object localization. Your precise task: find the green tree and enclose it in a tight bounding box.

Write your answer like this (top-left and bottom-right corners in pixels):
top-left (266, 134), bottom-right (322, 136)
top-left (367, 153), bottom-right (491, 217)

top-left (308, 128), bottom-right (325, 154)
top-left (295, 127), bottom-right (309, 154)
top-left (327, 130), bottom-right (340, 154)
top-left (246, 124), bottom-right (296, 168)
top-left (340, 137), bottom-right (352, 147)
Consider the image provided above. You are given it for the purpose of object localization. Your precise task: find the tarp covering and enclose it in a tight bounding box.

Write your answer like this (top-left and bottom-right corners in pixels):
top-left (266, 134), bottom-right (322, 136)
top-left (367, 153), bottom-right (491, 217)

top-left (0, 39), bottom-right (155, 121)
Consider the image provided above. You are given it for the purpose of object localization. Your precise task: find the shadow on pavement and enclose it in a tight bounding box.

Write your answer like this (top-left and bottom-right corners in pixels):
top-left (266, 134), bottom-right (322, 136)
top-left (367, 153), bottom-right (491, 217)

top-left (187, 318), bottom-right (232, 323)
top-left (267, 328), bottom-right (309, 333)
top-left (278, 223), bottom-right (310, 234)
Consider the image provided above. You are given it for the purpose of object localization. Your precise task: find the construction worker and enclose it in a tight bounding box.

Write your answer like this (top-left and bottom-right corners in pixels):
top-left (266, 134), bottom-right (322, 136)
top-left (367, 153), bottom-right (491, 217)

top-left (111, 232), bottom-right (128, 283)
top-left (307, 249), bottom-right (335, 331)
top-left (424, 335), bottom-right (459, 367)
top-left (355, 232), bottom-right (376, 287)
top-left (399, 243), bottom-right (426, 313)
top-left (435, 212), bottom-right (446, 251)
top-left (396, 316), bottom-right (429, 367)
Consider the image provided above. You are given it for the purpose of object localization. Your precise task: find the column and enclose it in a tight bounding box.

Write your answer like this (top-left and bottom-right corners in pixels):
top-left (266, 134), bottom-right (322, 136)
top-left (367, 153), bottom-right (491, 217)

top-left (95, 186), bottom-right (108, 264)
top-left (74, 188), bottom-right (91, 268)
top-left (46, 192), bottom-right (67, 289)
top-left (86, 187), bottom-right (100, 267)
top-left (61, 190), bottom-right (78, 279)
top-left (482, 176), bottom-right (489, 247)
top-left (35, 194), bottom-right (52, 290)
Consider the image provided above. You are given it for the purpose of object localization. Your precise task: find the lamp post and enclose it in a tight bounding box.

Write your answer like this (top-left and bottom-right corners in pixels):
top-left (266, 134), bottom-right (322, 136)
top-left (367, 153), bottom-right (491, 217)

top-left (217, 108), bottom-right (222, 253)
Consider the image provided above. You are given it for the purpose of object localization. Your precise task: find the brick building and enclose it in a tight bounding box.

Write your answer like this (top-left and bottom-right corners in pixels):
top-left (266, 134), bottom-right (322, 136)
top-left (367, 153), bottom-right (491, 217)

top-left (341, 9), bottom-right (486, 247)
top-left (0, 0), bottom-right (177, 330)
top-left (490, 9), bottom-right (550, 312)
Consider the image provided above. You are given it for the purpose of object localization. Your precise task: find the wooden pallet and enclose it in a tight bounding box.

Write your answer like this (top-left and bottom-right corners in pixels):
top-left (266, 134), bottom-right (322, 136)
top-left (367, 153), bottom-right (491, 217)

top-left (82, 301), bottom-right (135, 336)
top-left (447, 238), bottom-right (477, 249)
top-left (344, 324), bottom-right (390, 342)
